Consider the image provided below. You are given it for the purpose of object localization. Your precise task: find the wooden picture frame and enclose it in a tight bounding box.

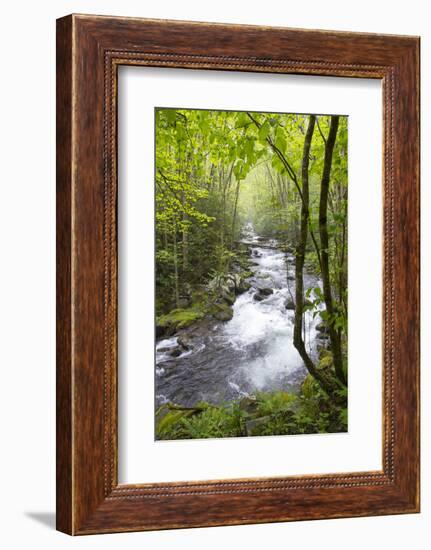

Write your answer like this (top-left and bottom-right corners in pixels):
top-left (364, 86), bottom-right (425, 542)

top-left (56, 14), bottom-right (420, 535)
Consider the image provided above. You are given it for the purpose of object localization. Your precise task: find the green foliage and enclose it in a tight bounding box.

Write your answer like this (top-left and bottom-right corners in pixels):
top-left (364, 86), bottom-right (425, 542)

top-left (301, 374), bottom-right (315, 399)
top-left (155, 109), bottom-right (347, 332)
top-left (255, 391), bottom-right (296, 416)
top-left (319, 354), bottom-right (333, 370)
top-left (154, 107), bottom-right (349, 430)
top-left (156, 408), bottom-right (196, 434)
top-left (156, 381), bottom-right (348, 440)
top-left (180, 404), bottom-right (245, 439)
top-left (338, 407), bottom-right (348, 426)
top-left (157, 402), bottom-right (246, 440)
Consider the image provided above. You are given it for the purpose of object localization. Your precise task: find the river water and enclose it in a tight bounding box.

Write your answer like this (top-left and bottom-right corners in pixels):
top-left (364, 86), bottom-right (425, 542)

top-left (155, 224), bottom-right (322, 408)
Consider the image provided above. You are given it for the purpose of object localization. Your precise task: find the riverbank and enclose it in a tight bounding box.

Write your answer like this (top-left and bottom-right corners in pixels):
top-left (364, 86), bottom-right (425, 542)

top-left (154, 225), bottom-right (343, 437)
top-left (156, 372), bottom-right (347, 440)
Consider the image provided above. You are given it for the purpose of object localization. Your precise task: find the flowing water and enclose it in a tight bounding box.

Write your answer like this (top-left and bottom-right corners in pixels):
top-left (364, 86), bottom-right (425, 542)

top-left (155, 224), bottom-right (322, 408)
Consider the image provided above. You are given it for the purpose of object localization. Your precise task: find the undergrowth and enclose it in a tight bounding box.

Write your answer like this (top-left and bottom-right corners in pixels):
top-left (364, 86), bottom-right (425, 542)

top-left (156, 379), bottom-right (347, 440)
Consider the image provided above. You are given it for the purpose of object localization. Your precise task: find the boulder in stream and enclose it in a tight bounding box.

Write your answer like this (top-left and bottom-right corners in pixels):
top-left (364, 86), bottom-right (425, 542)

top-left (212, 303), bottom-right (234, 321)
top-left (258, 287), bottom-right (273, 295)
top-left (220, 289), bottom-right (236, 305)
top-left (169, 346), bottom-right (183, 357)
top-left (284, 298), bottom-right (295, 310)
top-left (177, 335), bottom-right (193, 351)
top-left (235, 280), bottom-right (251, 294)
top-left (254, 287), bottom-right (273, 301)
top-left (213, 309), bottom-right (233, 321)
top-left (157, 346), bottom-right (175, 353)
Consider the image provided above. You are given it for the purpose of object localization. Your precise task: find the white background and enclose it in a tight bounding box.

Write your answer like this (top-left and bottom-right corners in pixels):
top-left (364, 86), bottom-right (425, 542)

top-left (118, 68), bottom-right (382, 483)
top-left (0, 0), bottom-right (428, 548)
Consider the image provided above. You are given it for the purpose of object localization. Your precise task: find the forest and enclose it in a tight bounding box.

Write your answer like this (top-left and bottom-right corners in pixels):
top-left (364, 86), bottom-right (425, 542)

top-left (154, 107), bottom-right (348, 440)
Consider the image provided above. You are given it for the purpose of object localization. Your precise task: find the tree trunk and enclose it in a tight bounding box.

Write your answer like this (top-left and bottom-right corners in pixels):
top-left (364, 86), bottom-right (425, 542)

top-left (172, 223), bottom-right (180, 308)
top-left (181, 189), bottom-right (188, 272)
top-left (231, 178), bottom-right (241, 249)
top-left (318, 115), bottom-right (346, 385)
top-left (292, 115), bottom-right (333, 393)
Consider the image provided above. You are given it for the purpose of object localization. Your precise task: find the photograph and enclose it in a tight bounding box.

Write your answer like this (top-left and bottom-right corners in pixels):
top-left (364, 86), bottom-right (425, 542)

top-left (155, 107), bottom-right (348, 440)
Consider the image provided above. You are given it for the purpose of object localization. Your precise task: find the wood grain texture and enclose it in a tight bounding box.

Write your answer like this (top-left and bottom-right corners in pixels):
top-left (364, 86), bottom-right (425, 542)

top-left (56, 14), bottom-right (420, 535)
top-left (56, 15), bottom-right (73, 535)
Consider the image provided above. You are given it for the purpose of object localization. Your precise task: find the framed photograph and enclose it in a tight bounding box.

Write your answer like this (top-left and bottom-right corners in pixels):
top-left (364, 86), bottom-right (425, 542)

top-left (56, 14), bottom-right (420, 535)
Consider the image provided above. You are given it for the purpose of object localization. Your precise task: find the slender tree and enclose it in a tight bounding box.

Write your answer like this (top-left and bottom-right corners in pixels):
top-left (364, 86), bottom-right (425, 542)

top-left (291, 115), bottom-right (335, 393)
top-left (318, 116), bottom-right (346, 384)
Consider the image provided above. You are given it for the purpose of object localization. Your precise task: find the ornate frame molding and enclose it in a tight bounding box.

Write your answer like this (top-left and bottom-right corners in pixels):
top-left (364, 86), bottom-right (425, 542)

top-left (57, 15), bottom-right (419, 534)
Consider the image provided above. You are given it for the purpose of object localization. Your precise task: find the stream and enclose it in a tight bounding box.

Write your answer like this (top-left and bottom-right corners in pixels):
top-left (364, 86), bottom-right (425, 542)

top-left (155, 224), bottom-right (323, 408)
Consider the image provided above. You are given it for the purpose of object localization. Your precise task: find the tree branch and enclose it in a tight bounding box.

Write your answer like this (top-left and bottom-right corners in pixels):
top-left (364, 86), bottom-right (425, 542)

top-left (316, 117), bottom-right (327, 144)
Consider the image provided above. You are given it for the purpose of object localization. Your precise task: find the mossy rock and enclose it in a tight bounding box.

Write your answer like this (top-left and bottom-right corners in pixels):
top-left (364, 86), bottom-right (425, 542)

top-left (211, 302), bottom-right (234, 321)
top-left (220, 289), bottom-right (236, 305)
top-left (236, 281), bottom-right (251, 294)
top-left (157, 307), bottom-right (204, 334)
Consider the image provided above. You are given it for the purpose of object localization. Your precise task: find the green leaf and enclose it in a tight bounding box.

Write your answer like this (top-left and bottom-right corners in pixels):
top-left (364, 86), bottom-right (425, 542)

top-left (258, 121), bottom-right (270, 143)
top-left (165, 109), bottom-right (177, 124)
top-left (275, 127), bottom-right (286, 153)
top-left (271, 154), bottom-right (286, 175)
top-left (236, 112), bottom-right (250, 128)
top-left (157, 409), bottom-right (194, 433)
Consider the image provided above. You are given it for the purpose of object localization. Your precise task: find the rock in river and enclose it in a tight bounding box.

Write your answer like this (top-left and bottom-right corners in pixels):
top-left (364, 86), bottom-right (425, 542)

top-left (177, 335), bottom-right (193, 351)
top-left (212, 303), bottom-right (234, 321)
top-left (235, 280), bottom-right (251, 294)
top-left (220, 289), bottom-right (236, 305)
top-left (284, 298), bottom-right (295, 310)
top-left (253, 286), bottom-right (274, 302)
top-left (169, 346), bottom-right (183, 357)
top-left (258, 287), bottom-right (273, 296)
